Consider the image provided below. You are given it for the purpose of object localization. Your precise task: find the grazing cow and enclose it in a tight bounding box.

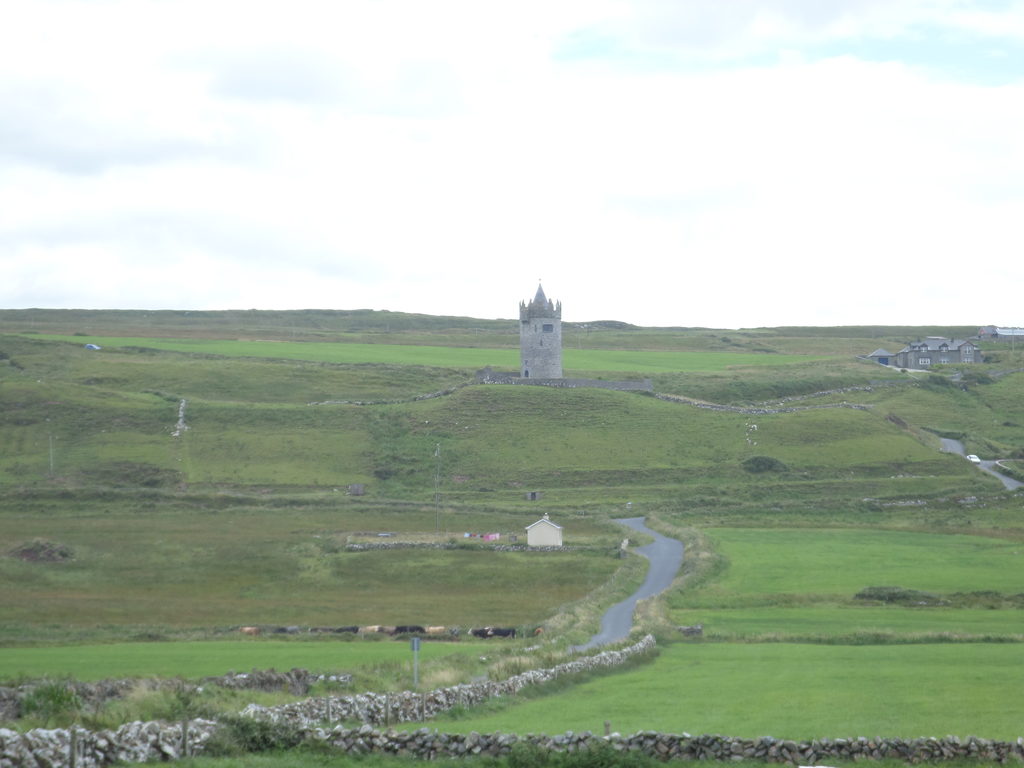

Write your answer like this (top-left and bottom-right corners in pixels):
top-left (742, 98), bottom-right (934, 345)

top-left (239, 626), bottom-right (261, 636)
top-left (470, 626), bottom-right (516, 639)
top-left (392, 625), bottom-right (426, 635)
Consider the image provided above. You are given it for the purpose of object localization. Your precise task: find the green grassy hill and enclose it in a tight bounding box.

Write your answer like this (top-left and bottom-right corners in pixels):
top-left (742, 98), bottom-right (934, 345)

top-left (3, 326), bottom-right (1019, 503)
top-left (3, 309), bottom-right (1024, 740)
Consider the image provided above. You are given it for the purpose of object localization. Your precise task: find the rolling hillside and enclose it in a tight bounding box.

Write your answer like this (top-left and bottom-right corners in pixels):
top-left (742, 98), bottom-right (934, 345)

top-left (3, 310), bottom-right (1024, 741)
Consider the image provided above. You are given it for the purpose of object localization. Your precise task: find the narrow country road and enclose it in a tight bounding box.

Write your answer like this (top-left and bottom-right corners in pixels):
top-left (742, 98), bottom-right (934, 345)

top-left (574, 517), bottom-right (684, 651)
top-left (940, 437), bottom-right (1023, 491)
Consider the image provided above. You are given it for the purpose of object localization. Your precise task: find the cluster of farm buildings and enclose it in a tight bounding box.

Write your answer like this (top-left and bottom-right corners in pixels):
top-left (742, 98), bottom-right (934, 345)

top-left (867, 327), bottom-right (1023, 370)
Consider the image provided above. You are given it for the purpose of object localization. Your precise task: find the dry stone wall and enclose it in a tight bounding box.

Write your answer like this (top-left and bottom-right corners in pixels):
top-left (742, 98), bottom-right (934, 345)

top-left (0, 669), bottom-right (342, 721)
top-left (242, 634), bottom-right (657, 727)
top-left (5, 634), bottom-right (1021, 766)
top-left (478, 372), bottom-right (653, 392)
top-left (0, 719), bottom-right (217, 768)
top-left (286, 728), bottom-right (1024, 764)
top-left (6, 723), bottom-right (1024, 767)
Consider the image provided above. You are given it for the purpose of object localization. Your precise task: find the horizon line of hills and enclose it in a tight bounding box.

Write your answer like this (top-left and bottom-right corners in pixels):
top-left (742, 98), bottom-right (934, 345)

top-left (0, 307), bottom-right (988, 339)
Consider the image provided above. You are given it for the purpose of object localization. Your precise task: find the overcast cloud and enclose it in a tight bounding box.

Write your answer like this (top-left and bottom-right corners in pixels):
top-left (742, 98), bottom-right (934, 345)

top-left (2, 0), bottom-right (1022, 328)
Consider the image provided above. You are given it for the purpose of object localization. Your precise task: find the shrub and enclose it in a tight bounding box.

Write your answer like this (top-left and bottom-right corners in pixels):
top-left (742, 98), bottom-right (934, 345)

top-left (741, 456), bottom-right (787, 473)
top-left (508, 742), bottom-right (552, 768)
top-left (19, 680), bottom-right (82, 725)
top-left (921, 374), bottom-right (956, 391)
top-left (854, 586), bottom-right (946, 606)
top-left (960, 371), bottom-right (994, 387)
top-left (202, 715), bottom-right (304, 756)
top-left (9, 539), bottom-right (74, 562)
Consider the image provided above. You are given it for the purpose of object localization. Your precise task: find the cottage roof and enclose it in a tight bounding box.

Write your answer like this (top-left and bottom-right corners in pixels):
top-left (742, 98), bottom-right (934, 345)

top-left (869, 348), bottom-right (892, 357)
top-left (525, 513), bottom-right (562, 531)
top-left (900, 338), bottom-right (976, 353)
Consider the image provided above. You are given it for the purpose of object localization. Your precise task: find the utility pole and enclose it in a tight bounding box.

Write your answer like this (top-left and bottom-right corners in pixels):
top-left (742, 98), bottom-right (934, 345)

top-left (433, 443), bottom-right (441, 533)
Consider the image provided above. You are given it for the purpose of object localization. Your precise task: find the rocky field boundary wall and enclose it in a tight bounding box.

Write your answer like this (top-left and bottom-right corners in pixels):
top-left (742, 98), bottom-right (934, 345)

top-left (5, 633), bottom-right (1021, 766)
top-left (0, 719), bottom-right (218, 768)
top-left (0, 635), bottom-right (654, 767)
top-left (0, 669), bottom-right (345, 722)
top-left (345, 541), bottom-right (573, 552)
top-left (241, 634), bottom-right (657, 727)
top-left (258, 727), bottom-right (1024, 764)
top-left (6, 722), bottom-right (1024, 767)
top-left (479, 374), bottom-right (653, 392)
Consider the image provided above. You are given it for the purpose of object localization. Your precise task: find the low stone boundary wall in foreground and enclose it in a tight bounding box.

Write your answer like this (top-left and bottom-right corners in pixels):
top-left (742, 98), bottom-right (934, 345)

top-left (5, 723), bottom-right (1024, 767)
top-left (4, 632), bottom-right (1022, 766)
top-left (0, 719), bottom-right (218, 768)
top-left (242, 634), bottom-right (657, 727)
top-left (285, 728), bottom-right (1024, 764)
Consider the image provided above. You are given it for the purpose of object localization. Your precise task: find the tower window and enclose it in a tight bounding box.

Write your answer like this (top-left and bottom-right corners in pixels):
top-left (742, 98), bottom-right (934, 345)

top-left (542, 324), bottom-right (554, 332)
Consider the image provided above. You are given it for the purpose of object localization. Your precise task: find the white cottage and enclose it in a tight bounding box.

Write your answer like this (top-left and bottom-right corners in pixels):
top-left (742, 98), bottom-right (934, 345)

top-left (525, 513), bottom-right (563, 547)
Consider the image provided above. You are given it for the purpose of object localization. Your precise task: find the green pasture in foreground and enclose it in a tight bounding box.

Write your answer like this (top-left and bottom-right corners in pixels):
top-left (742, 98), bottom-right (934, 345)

top-left (440, 642), bottom-right (1024, 739)
top-left (0, 640), bottom-right (484, 682)
top-left (20, 334), bottom-right (826, 373)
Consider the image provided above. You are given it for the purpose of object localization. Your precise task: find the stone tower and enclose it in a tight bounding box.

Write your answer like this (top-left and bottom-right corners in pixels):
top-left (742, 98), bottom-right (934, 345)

top-left (520, 283), bottom-right (562, 378)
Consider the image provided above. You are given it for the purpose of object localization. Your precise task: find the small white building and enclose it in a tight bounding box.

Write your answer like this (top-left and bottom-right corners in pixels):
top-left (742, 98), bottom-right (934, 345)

top-left (525, 513), bottom-right (563, 547)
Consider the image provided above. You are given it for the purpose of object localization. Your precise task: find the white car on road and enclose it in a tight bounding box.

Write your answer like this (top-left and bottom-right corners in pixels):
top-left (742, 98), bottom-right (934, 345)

top-left (966, 454), bottom-right (981, 463)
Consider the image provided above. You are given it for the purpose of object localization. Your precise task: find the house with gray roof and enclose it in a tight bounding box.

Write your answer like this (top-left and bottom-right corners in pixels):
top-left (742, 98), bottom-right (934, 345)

top-left (874, 337), bottom-right (982, 369)
top-left (867, 348), bottom-right (895, 366)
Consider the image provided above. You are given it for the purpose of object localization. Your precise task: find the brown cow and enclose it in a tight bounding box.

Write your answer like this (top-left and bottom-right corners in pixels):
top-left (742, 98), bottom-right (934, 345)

top-left (425, 626), bottom-right (447, 635)
top-left (239, 626), bottom-right (261, 636)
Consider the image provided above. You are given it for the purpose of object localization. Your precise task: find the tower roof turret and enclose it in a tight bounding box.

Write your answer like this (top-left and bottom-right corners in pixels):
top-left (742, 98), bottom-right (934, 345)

top-left (520, 282), bottom-right (561, 320)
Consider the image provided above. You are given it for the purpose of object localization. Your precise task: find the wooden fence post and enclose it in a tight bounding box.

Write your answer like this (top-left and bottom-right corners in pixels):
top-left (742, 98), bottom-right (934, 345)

top-left (181, 719), bottom-right (189, 758)
top-left (69, 727), bottom-right (78, 768)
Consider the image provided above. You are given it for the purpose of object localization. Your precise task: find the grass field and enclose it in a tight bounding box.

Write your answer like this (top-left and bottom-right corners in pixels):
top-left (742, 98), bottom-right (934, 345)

top-left (681, 528), bottom-right (1024, 600)
top-left (4, 313), bottom-right (1024, 746)
top-left (15, 334), bottom-right (828, 374)
top-left (0, 335), bottom-right (991, 500)
top-left (437, 642), bottom-right (1024, 740)
top-left (0, 503), bottom-right (622, 643)
top-left (666, 528), bottom-right (1024, 642)
top-left (0, 640), bottom-right (486, 682)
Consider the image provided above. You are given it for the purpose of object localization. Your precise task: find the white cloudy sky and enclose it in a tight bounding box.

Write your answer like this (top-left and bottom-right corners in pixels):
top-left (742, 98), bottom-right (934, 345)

top-left (2, 0), bottom-right (1023, 328)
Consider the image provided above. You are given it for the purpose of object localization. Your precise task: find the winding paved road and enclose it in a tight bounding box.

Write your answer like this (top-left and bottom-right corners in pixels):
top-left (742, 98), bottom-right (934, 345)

top-left (940, 437), bottom-right (1023, 490)
top-left (574, 517), bottom-right (684, 651)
